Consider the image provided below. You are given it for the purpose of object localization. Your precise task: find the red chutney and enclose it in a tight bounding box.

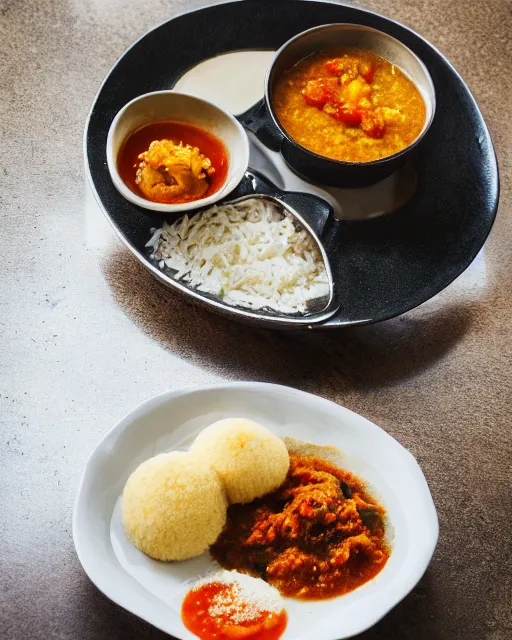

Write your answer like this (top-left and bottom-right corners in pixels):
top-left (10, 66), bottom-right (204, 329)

top-left (117, 121), bottom-right (228, 204)
top-left (181, 582), bottom-right (287, 640)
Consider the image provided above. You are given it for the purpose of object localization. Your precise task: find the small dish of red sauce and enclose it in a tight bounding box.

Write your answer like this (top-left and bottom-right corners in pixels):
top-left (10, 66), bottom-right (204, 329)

top-left (181, 575), bottom-right (287, 640)
top-left (117, 121), bottom-right (228, 205)
top-left (107, 91), bottom-right (249, 212)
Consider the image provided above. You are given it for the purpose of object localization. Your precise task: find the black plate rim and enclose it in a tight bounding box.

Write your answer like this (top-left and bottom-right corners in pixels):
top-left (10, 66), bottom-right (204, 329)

top-left (84, 0), bottom-right (500, 330)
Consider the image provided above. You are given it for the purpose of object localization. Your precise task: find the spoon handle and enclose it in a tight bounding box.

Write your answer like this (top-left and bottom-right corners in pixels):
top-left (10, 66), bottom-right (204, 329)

top-left (237, 99), bottom-right (283, 152)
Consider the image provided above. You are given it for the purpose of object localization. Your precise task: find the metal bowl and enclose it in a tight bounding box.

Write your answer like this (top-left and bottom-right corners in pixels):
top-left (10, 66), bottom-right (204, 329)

top-left (265, 23), bottom-right (436, 187)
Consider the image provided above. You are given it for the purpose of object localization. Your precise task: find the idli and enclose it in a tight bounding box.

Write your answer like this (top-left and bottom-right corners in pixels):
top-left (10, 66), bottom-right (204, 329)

top-left (122, 451), bottom-right (227, 561)
top-left (190, 418), bottom-right (289, 504)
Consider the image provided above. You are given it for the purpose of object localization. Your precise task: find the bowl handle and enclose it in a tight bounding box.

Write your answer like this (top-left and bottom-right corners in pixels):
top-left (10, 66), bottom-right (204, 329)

top-left (237, 99), bottom-right (283, 152)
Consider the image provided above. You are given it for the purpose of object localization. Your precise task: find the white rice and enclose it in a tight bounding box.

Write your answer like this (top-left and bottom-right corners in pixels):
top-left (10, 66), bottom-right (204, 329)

top-left (146, 198), bottom-right (329, 314)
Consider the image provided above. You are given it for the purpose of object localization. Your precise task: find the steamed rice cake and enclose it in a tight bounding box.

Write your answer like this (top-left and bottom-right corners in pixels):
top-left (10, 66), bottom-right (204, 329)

top-left (190, 418), bottom-right (289, 504)
top-left (122, 451), bottom-right (227, 561)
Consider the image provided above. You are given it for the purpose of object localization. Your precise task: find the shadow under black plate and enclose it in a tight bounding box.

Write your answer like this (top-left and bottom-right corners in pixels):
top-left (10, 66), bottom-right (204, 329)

top-left (86, 0), bottom-right (499, 328)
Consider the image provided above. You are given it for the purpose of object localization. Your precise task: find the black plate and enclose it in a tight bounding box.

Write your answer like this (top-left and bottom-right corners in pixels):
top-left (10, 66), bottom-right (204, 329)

top-left (86, 0), bottom-right (499, 329)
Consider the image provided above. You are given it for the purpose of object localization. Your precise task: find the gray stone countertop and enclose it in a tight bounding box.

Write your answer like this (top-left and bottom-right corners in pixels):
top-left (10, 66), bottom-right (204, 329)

top-left (1, 1), bottom-right (511, 638)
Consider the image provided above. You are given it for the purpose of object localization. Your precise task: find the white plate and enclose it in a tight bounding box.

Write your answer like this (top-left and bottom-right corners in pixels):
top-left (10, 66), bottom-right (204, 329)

top-left (73, 382), bottom-right (438, 639)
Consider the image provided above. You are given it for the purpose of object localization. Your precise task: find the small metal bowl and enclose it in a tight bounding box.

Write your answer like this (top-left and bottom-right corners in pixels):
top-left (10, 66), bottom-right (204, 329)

top-left (265, 23), bottom-right (436, 187)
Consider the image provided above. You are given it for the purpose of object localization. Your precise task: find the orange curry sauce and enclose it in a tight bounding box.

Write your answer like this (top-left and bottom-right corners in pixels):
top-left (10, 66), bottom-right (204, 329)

top-left (273, 49), bottom-right (426, 163)
top-left (211, 454), bottom-right (390, 600)
top-left (117, 121), bottom-right (228, 204)
top-left (181, 582), bottom-right (287, 640)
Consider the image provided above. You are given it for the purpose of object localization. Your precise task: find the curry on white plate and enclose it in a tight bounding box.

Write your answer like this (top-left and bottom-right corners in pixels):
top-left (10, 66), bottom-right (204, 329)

top-left (73, 383), bottom-right (438, 640)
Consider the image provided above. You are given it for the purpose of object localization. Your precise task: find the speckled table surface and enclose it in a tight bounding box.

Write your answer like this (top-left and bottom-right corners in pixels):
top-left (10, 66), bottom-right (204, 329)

top-left (1, 0), bottom-right (511, 639)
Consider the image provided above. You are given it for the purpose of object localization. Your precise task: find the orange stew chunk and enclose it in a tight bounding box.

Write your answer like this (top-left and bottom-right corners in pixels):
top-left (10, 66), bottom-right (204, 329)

top-left (330, 104), bottom-right (364, 126)
top-left (361, 110), bottom-right (386, 138)
top-left (359, 61), bottom-right (375, 83)
top-left (302, 77), bottom-right (340, 107)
